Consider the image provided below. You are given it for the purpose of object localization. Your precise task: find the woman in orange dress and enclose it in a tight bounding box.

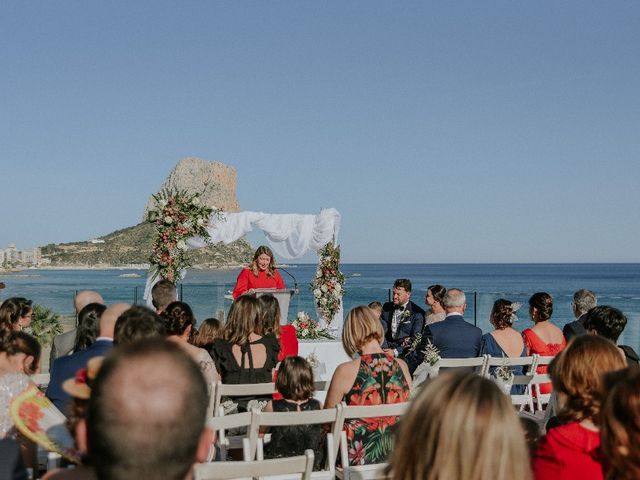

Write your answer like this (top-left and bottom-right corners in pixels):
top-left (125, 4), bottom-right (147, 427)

top-left (232, 246), bottom-right (285, 299)
top-left (522, 292), bottom-right (566, 394)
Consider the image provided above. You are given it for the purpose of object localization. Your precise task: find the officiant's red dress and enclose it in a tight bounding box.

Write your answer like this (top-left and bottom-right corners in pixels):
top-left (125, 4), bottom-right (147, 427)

top-left (522, 328), bottom-right (566, 394)
top-left (232, 268), bottom-right (285, 299)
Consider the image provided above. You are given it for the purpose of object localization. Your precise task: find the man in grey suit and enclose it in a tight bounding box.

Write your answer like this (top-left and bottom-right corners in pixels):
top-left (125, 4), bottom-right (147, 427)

top-left (562, 289), bottom-right (597, 342)
top-left (49, 290), bottom-right (104, 364)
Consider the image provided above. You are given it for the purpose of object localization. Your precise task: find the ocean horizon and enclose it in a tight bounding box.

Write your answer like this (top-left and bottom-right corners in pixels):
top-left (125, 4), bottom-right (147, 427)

top-left (1, 263), bottom-right (639, 349)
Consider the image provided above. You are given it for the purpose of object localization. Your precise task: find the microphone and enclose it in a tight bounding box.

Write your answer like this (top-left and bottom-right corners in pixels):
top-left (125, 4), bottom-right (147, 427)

top-left (278, 266), bottom-right (299, 295)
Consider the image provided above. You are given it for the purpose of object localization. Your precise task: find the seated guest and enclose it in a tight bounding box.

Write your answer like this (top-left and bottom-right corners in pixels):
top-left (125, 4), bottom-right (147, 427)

top-left (210, 296), bottom-right (280, 411)
top-left (583, 305), bottom-right (639, 366)
top-left (86, 340), bottom-right (213, 480)
top-left (192, 318), bottom-right (222, 351)
top-left (162, 302), bottom-right (218, 385)
top-left (71, 303), bottom-right (106, 354)
top-left (50, 290), bottom-right (104, 363)
top-left (113, 306), bottom-right (166, 346)
top-left (0, 297), bottom-right (33, 332)
top-left (47, 303), bottom-right (127, 414)
top-left (424, 284), bottom-right (447, 325)
top-left (42, 357), bottom-right (104, 480)
top-left (232, 245), bottom-right (285, 299)
top-left (407, 288), bottom-right (482, 373)
top-left (262, 356), bottom-right (324, 470)
top-left (522, 292), bottom-right (566, 395)
top-left (380, 279), bottom-right (425, 358)
top-left (367, 301), bottom-right (382, 318)
top-left (258, 294), bottom-right (298, 362)
top-left (480, 299), bottom-right (527, 394)
top-left (563, 289), bottom-right (597, 342)
top-left (533, 335), bottom-right (626, 480)
top-left (386, 371), bottom-right (532, 480)
top-left (151, 279), bottom-right (177, 314)
top-left (599, 367), bottom-right (640, 480)
top-left (325, 306), bottom-right (411, 466)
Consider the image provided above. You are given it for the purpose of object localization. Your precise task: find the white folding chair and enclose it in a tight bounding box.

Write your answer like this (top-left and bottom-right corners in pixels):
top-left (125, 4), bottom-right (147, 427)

top-left (209, 408), bottom-right (254, 461)
top-left (530, 374), bottom-right (552, 412)
top-left (31, 373), bottom-right (50, 390)
top-left (484, 355), bottom-right (537, 377)
top-left (248, 405), bottom-right (344, 479)
top-left (413, 356), bottom-right (489, 386)
top-left (213, 381), bottom-right (277, 417)
top-left (508, 375), bottom-right (536, 412)
top-left (336, 402), bottom-right (409, 480)
top-left (193, 450), bottom-right (314, 480)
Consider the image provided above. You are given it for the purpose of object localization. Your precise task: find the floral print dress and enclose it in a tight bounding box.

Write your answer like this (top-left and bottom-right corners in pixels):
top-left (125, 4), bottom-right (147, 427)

top-left (343, 353), bottom-right (410, 466)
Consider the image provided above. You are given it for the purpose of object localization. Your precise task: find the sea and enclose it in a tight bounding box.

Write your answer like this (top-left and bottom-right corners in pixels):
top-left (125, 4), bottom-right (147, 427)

top-left (1, 263), bottom-right (639, 349)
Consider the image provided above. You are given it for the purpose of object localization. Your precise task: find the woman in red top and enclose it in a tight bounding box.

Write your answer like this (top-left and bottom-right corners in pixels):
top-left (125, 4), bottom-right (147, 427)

top-left (533, 335), bottom-right (626, 480)
top-left (522, 292), bottom-right (566, 394)
top-left (232, 246), bottom-right (285, 299)
top-left (258, 293), bottom-right (298, 400)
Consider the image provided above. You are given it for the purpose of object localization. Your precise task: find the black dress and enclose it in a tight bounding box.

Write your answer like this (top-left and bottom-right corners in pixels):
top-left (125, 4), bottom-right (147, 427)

top-left (263, 398), bottom-right (325, 471)
top-left (210, 335), bottom-right (280, 411)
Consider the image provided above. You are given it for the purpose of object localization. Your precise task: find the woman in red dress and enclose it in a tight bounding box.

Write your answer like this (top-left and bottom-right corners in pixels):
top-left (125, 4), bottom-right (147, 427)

top-left (232, 246), bottom-right (285, 299)
top-left (522, 292), bottom-right (566, 394)
top-left (533, 335), bottom-right (626, 480)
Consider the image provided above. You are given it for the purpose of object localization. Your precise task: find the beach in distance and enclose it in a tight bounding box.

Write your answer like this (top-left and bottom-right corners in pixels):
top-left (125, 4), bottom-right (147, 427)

top-left (1, 263), bottom-right (639, 349)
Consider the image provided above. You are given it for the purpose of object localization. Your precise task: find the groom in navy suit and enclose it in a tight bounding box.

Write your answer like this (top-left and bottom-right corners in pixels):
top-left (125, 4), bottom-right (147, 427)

top-left (380, 279), bottom-right (425, 358)
top-left (407, 288), bottom-right (482, 373)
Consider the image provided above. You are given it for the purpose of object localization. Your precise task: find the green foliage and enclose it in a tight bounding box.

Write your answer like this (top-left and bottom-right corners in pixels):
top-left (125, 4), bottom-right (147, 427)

top-left (27, 304), bottom-right (63, 347)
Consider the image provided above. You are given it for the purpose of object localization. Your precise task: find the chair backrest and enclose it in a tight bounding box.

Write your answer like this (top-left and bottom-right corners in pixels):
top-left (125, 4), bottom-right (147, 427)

top-left (208, 409), bottom-right (253, 461)
top-left (213, 381), bottom-right (276, 416)
top-left (193, 450), bottom-right (314, 480)
top-left (508, 375), bottom-right (535, 411)
top-left (31, 373), bottom-right (50, 389)
top-left (485, 355), bottom-right (536, 371)
top-left (247, 404), bottom-right (344, 468)
top-left (530, 374), bottom-right (552, 411)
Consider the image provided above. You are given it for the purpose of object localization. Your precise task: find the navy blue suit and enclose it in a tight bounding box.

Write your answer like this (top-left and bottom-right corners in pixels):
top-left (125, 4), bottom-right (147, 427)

top-left (380, 301), bottom-right (425, 356)
top-left (46, 339), bottom-right (113, 413)
top-left (562, 314), bottom-right (587, 343)
top-left (407, 314), bottom-right (482, 373)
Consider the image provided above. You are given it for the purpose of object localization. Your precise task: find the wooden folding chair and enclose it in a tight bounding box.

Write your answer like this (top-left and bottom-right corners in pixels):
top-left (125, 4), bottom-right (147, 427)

top-left (193, 450), bottom-right (315, 480)
top-left (248, 405), bottom-right (344, 479)
top-left (335, 402), bottom-right (410, 480)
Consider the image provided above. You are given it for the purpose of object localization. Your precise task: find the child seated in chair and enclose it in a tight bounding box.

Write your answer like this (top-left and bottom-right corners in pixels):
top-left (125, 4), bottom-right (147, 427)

top-left (261, 356), bottom-right (325, 470)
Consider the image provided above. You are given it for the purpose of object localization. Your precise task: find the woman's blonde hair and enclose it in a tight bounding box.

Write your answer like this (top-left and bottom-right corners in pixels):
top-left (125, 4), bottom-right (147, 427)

top-left (249, 245), bottom-right (276, 277)
top-left (223, 296), bottom-right (261, 345)
top-left (341, 305), bottom-right (384, 357)
top-left (550, 334), bottom-right (626, 424)
top-left (386, 371), bottom-right (532, 480)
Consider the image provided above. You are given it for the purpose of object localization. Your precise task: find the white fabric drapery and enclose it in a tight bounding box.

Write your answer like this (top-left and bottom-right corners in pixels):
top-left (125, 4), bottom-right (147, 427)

top-left (143, 208), bottom-right (342, 311)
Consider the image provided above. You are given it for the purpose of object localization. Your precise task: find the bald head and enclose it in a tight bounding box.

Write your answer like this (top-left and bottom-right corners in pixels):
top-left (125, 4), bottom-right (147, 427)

top-left (88, 340), bottom-right (209, 479)
top-left (75, 291), bottom-right (104, 314)
top-left (99, 303), bottom-right (130, 338)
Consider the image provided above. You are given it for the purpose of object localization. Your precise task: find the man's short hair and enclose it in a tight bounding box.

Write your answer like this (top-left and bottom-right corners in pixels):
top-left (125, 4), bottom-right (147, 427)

top-left (393, 279), bottom-right (412, 292)
top-left (583, 305), bottom-right (627, 342)
top-left (151, 279), bottom-right (177, 311)
top-left (88, 340), bottom-right (208, 480)
top-left (573, 289), bottom-right (597, 315)
top-left (443, 288), bottom-right (466, 308)
top-left (113, 306), bottom-right (166, 346)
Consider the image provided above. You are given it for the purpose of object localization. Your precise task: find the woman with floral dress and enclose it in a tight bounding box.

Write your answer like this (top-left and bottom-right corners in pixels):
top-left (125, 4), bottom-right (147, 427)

top-left (324, 306), bottom-right (412, 466)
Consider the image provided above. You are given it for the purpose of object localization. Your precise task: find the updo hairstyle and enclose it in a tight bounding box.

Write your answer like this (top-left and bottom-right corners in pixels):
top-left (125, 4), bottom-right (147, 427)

top-left (528, 292), bottom-right (553, 322)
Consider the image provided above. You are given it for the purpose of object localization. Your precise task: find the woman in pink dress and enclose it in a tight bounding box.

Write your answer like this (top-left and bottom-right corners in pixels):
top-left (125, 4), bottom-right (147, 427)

top-left (522, 292), bottom-right (566, 394)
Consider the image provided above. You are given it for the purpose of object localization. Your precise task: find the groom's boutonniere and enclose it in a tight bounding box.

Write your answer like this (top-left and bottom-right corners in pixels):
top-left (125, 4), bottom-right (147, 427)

top-left (401, 309), bottom-right (411, 320)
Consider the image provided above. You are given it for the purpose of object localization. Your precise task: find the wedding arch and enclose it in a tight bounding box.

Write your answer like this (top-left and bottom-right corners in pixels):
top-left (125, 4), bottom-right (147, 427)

top-left (143, 207), bottom-right (343, 325)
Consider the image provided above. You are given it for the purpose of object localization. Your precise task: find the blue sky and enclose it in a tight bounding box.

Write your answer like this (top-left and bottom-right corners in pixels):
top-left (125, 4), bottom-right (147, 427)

top-left (1, 2), bottom-right (639, 263)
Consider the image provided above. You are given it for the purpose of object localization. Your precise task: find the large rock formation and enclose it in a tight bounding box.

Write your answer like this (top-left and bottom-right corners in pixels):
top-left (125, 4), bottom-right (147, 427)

top-left (143, 157), bottom-right (240, 219)
top-left (41, 158), bottom-right (253, 268)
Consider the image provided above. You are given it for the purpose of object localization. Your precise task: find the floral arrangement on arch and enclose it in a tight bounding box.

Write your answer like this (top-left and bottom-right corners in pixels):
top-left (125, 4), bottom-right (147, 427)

top-left (310, 242), bottom-right (346, 324)
top-left (292, 311), bottom-right (334, 340)
top-left (146, 188), bottom-right (221, 283)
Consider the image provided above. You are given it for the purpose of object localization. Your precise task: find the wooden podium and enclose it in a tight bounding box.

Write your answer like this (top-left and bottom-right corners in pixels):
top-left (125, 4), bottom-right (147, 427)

top-left (253, 288), bottom-right (298, 325)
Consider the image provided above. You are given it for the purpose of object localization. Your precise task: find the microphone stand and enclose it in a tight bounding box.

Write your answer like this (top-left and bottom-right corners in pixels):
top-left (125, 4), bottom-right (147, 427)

top-left (278, 267), bottom-right (299, 295)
